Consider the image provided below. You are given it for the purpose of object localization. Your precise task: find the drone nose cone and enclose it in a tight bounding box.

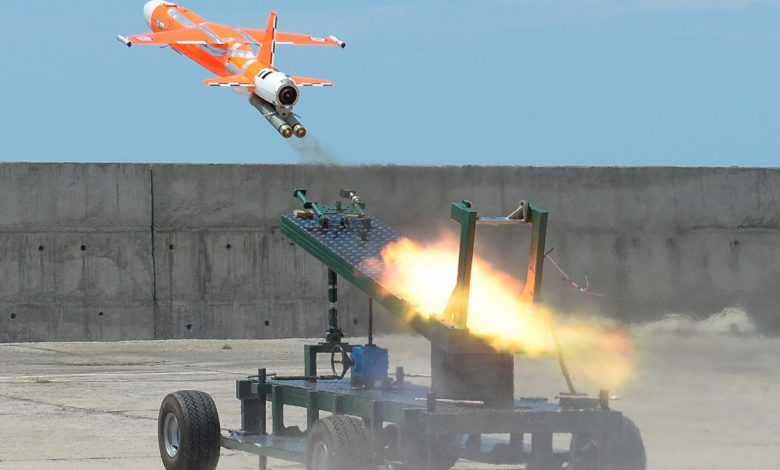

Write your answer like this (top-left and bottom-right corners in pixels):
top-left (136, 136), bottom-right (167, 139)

top-left (144, 0), bottom-right (164, 26)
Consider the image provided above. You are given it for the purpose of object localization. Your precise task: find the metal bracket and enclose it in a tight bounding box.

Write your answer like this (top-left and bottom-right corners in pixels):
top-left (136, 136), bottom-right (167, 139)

top-left (477, 200), bottom-right (530, 225)
top-left (443, 200), bottom-right (478, 329)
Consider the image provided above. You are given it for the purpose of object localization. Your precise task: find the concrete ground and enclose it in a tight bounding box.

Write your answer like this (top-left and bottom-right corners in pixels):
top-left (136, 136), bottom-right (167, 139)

top-left (1, 327), bottom-right (779, 470)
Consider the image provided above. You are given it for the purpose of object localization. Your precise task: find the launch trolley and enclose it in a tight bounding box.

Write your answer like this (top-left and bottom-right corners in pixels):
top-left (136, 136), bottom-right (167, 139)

top-left (156, 189), bottom-right (646, 470)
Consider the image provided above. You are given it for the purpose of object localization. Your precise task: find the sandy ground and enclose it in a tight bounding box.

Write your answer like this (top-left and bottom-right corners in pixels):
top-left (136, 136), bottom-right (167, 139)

top-left (1, 324), bottom-right (779, 469)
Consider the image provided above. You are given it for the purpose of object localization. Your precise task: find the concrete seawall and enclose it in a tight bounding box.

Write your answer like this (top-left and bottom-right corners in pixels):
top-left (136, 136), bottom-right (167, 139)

top-left (1, 163), bottom-right (778, 342)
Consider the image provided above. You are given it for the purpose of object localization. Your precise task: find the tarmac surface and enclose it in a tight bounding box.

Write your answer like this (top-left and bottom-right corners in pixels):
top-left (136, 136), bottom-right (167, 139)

top-left (1, 319), bottom-right (779, 469)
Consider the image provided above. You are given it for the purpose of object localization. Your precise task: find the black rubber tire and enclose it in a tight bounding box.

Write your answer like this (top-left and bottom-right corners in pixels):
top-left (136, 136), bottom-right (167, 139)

top-left (158, 390), bottom-right (221, 470)
top-left (306, 415), bottom-right (374, 470)
top-left (570, 415), bottom-right (646, 470)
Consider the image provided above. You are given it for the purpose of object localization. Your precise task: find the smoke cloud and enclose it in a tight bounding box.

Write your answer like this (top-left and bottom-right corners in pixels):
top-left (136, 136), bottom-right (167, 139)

top-left (289, 135), bottom-right (340, 165)
top-left (636, 307), bottom-right (759, 337)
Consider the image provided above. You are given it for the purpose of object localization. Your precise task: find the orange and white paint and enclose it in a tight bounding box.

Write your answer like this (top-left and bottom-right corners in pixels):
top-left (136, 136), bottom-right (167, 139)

top-left (119, 1), bottom-right (345, 138)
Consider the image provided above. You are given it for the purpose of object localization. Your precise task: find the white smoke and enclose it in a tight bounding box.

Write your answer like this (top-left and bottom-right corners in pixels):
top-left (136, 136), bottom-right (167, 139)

top-left (636, 307), bottom-right (759, 337)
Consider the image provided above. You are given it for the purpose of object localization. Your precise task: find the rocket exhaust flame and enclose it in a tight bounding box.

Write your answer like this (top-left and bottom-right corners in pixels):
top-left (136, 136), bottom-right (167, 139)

top-left (376, 235), bottom-right (636, 390)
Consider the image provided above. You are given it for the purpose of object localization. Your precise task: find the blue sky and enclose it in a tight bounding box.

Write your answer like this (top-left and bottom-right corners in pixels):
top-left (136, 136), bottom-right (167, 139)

top-left (0, 0), bottom-right (778, 166)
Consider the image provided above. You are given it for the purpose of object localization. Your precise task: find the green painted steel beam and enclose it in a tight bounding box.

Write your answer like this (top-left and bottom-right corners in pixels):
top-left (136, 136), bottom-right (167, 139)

top-left (443, 200), bottom-right (478, 329)
top-left (418, 409), bottom-right (624, 435)
top-left (249, 380), bottom-right (427, 430)
top-left (221, 435), bottom-right (308, 463)
top-left (522, 204), bottom-right (548, 304)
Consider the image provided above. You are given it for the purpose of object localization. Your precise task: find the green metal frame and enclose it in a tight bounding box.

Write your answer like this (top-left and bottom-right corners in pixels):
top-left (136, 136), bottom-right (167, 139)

top-left (303, 342), bottom-right (353, 377)
top-left (225, 376), bottom-right (624, 466)
top-left (217, 192), bottom-right (622, 470)
top-left (280, 191), bottom-right (549, 354)
top-left (232, 380), bottom-right (622, 435)
top-left (443, 200), bottom-right (478, 329)
top-left (520, 204), bottom-right (549, 303)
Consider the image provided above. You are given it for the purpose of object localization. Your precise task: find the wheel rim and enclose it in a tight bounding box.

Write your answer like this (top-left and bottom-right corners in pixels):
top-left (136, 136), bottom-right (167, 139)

top-left (310, 441), bottom-right (330, 470)
top-left (163, 412), bottom-right (181, 458)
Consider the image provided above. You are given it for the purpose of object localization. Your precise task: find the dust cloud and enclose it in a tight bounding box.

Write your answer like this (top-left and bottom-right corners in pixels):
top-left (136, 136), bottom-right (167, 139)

top-left (371, 307), bottom-right (780, 469)
top-left (635, 306), bottom-right (758, 337)
top-left (0, 309), bottom-right (776, 469)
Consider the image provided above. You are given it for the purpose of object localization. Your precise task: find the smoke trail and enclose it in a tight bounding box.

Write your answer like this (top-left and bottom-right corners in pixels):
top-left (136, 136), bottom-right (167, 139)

top-left (289, 135), bottom-right (340, 164)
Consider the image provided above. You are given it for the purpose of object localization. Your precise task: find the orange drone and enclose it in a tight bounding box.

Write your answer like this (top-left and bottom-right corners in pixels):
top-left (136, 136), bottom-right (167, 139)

top-left (118, 1), bottom-right (346, 138)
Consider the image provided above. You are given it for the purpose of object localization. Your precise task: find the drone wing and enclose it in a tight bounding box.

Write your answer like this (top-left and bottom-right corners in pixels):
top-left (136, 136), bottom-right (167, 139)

top-left (276, 32), bottom-right (346, 48)
top-left (117, 28), bottom-right (238, 47)
top-left (204, 74), bottom-right (254, 88)
top-left (290, 76), bottom-right (335, 87)
top-left (237, 29), bottom-right (346, 49)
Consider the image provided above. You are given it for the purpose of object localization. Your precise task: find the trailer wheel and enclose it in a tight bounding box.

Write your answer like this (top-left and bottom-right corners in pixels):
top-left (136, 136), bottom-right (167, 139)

top-left (306, 415), bottom-right (373, 470)
top-left (569, 415), bottom-right (646, 470)
top-left (158, 390), bottom-right (221, 470)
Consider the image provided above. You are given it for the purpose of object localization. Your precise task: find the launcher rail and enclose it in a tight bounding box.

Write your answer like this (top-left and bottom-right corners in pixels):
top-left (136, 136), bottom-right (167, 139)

top-left (280, 189), bottom-right (549, 354)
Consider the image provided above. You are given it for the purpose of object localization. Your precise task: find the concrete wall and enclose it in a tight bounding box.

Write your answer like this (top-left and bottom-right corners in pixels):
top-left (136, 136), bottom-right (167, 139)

top-left (0, 164), bottom-right (154, 342)
top-left (1, 163), bottom-right (778, 342)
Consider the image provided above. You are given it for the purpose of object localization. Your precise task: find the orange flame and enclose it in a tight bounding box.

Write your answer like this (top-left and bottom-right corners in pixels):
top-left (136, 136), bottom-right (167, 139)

top-left (376, 235), bottom-right (636, 390)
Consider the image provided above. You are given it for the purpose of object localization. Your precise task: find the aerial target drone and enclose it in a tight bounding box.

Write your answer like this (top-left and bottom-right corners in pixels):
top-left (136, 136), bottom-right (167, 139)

top-left (118, 1), bottom-right (346, 138)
